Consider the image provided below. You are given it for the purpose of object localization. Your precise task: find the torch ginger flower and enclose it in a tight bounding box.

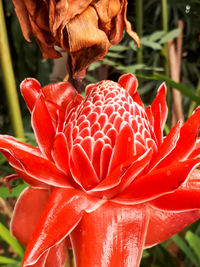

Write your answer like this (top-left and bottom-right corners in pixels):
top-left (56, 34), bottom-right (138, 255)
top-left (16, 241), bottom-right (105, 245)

top-left (1, 74), bottom-right (200, 267)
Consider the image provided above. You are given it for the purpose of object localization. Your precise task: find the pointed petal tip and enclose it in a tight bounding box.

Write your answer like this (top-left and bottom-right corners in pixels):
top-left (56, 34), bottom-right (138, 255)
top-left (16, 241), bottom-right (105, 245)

top-left (158, 82), bottom-right (167, 95)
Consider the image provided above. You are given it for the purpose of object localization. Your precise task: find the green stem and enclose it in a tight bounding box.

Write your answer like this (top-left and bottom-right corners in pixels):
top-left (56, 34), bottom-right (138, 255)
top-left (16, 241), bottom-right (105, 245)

top-left (161, 0), bottom-right (169, 76)
top-left (161, 0), bottom-right (171, 123)
top-left (0, 0), bottom-right (24, 139)
top-left (136, 0), bottom-right (143, 65)
top-left (161, 0), bottom-right (169, 77)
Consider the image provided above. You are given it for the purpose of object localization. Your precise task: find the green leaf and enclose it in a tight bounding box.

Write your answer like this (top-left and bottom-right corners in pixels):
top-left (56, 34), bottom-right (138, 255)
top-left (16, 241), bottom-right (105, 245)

top-left (0, 183), bottom-right (27, 199)
top-left (0, 154), bottom-right (7, 165)
top-left (171, 235), bottom-right (200, 267)
top-left (122, 64), bottom-right (146, 73)
top-left (88, 61), bottom-right (102, 71)
top-left (102, 58), bottom-right (117, 67)
top-left (85, 74), bottom-right (98, 84)
top-left (106, 52), bottom-right (124, 58)
top-left (142, 250), bottom-right (150, 259)
top-left (149, 30), bottom-right (165, 41)
top-left (185, 231), bottom-right (200, 259)
top-left (140, 38), bottom-right (162, 50)
top-left (0, 222), bottom-right (24, 258)
top-left (109, 45), bottom-right (128, 52)
top-left (0, 256), bottom-right (19, 265)
top-left (129, 41), bottom-right (138, 51)
top-left (159, 28), bottom-right (181, 44)
top-left (154, 73), bottom-right (200, 104)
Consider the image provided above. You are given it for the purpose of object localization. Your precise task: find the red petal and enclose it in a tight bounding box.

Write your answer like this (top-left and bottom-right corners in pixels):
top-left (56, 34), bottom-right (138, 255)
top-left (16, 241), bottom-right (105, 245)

top-left (11, 187), bottom-right (49, 267)
top-left (92, 139), bottom-right (104, 178)
top-left (22, 188), bottom-right (97, 267)
top-left (11, 187), bottom-right (67, 267)
top-left (90, 149), bottom-right (152, 197)
top-left (11, 187), bottom-right (50, 246)
top-left (70, 144), bottom-right (99, 190)
top-left (189, 138), bottom-right (200, 158)
top-left (0, 136), bottom-right (71, 188)
top-left (32, 96), bottom-right (55, 159)
top-left (113, 159), bottom-right (200, 204)
top-left (45, 242), bottom-right (67, 267)
top-left (132, 92), bottom-right (144, 108)
top-left (118, 73), bottom-right (138, 96)
top-left (70, 202), bottom-right (149, 267)
top-left (0, 135), bottom-right (41, 156)
top-left (42, 81), bottom-right (82, 112)
top-left (145, 205), bottom-right (200, 248)
top-left (145, 106), bottom-right (154, 127)
top-left (158, 107), bottom-right (200, 167)
top-left (107, 123), bottom-right (135, 176)
top-left (113, 149), bottom-right (153, 195)
top-left (152, 103), bottom-right (163, 146)
top-left (151, 83), bottom-right (168, 130)
top-left (100, 144), bottom-right (112, 180)
top-left (150, 169), bottom-right (200, 210)
top-left (20, 78), bottom-right (41, 112)
top-left (149, 120), bottom-right (182, 171)
top-left (52, 133), bottom-right (69, 174)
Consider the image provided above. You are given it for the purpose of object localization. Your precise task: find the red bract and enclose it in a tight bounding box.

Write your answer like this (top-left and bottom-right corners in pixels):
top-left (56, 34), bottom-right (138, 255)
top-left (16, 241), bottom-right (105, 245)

top-left (1, 74), bottom-right (200, 267)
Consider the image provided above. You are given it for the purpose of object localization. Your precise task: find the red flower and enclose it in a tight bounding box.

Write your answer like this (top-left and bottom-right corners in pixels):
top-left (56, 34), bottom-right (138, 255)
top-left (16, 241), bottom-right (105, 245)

top-left (1, 74), bottom-right (200, 267)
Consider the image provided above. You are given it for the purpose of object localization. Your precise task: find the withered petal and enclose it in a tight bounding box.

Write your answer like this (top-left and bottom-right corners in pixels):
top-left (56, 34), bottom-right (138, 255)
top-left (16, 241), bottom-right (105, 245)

top-left (49, 0), bottom-right (93, 36)
top-left (66, 6), bottom-right (110, 77)
top-left (123, 0), bottom-right (140, 47)
top-left (12, 0), bottom-right (32, 41)
top-left (92, 0), bottom-right (121, 35)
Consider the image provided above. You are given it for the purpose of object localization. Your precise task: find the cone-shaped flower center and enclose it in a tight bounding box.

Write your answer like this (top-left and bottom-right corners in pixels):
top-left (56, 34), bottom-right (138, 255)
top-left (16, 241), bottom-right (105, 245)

top-left (65, 81), bottom-right (157, 183)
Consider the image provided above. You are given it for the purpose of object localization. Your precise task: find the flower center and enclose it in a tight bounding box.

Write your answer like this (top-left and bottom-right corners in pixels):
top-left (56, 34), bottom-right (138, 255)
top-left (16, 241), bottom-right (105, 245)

top-left (65, 81), bottom-right (157, 181)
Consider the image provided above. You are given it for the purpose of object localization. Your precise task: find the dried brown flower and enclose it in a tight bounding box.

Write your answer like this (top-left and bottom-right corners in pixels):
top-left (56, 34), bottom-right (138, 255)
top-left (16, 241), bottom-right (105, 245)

top-left (12, 0), bottom-right (139, 78)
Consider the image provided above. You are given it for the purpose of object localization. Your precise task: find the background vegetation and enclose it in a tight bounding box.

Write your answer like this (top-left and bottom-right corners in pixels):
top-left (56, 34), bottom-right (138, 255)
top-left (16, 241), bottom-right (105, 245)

top-left (0, 0), bottom-right (200, 266)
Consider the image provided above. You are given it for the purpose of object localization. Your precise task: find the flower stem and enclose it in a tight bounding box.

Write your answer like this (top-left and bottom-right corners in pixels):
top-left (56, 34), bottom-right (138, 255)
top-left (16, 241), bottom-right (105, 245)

top-left (0, 0), bottom-right (24, 139)
top-left (136, 0), bottom-right (143, 65)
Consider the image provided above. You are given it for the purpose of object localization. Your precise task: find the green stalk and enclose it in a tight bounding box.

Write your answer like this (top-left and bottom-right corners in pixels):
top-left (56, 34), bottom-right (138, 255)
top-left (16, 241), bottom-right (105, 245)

top-left (161, 0), bottom-right (171, 123)
top-left (136, 0), bottom-right (143, 65)
top-left (0, 0), bottom-right (24, 139)
top-left (161, 0), bottom-right (169, 76)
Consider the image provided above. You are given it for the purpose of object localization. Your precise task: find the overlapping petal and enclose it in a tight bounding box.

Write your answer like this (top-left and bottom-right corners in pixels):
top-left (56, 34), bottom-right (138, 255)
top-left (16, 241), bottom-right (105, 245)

top-left (70, 202), bottom-right (149, 267)
top-left (11, 187), bottom-right (67, 267)
top-left (1, 73), bottom-right (200, 267)
top-left (22, 188), bottom-right (99, 267)
top-left (150, 169), bottom-right (200, 211)
top-left (157, 107), bottom-right (200, 167)
top-left (0, 135), bottom-right (71, 187)
top-left (113, 159), bottom-right (200, 204)
top-left (145, 206), bottom-right (200, 248)
top-left (32, 96), bottom-right (55, 159)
